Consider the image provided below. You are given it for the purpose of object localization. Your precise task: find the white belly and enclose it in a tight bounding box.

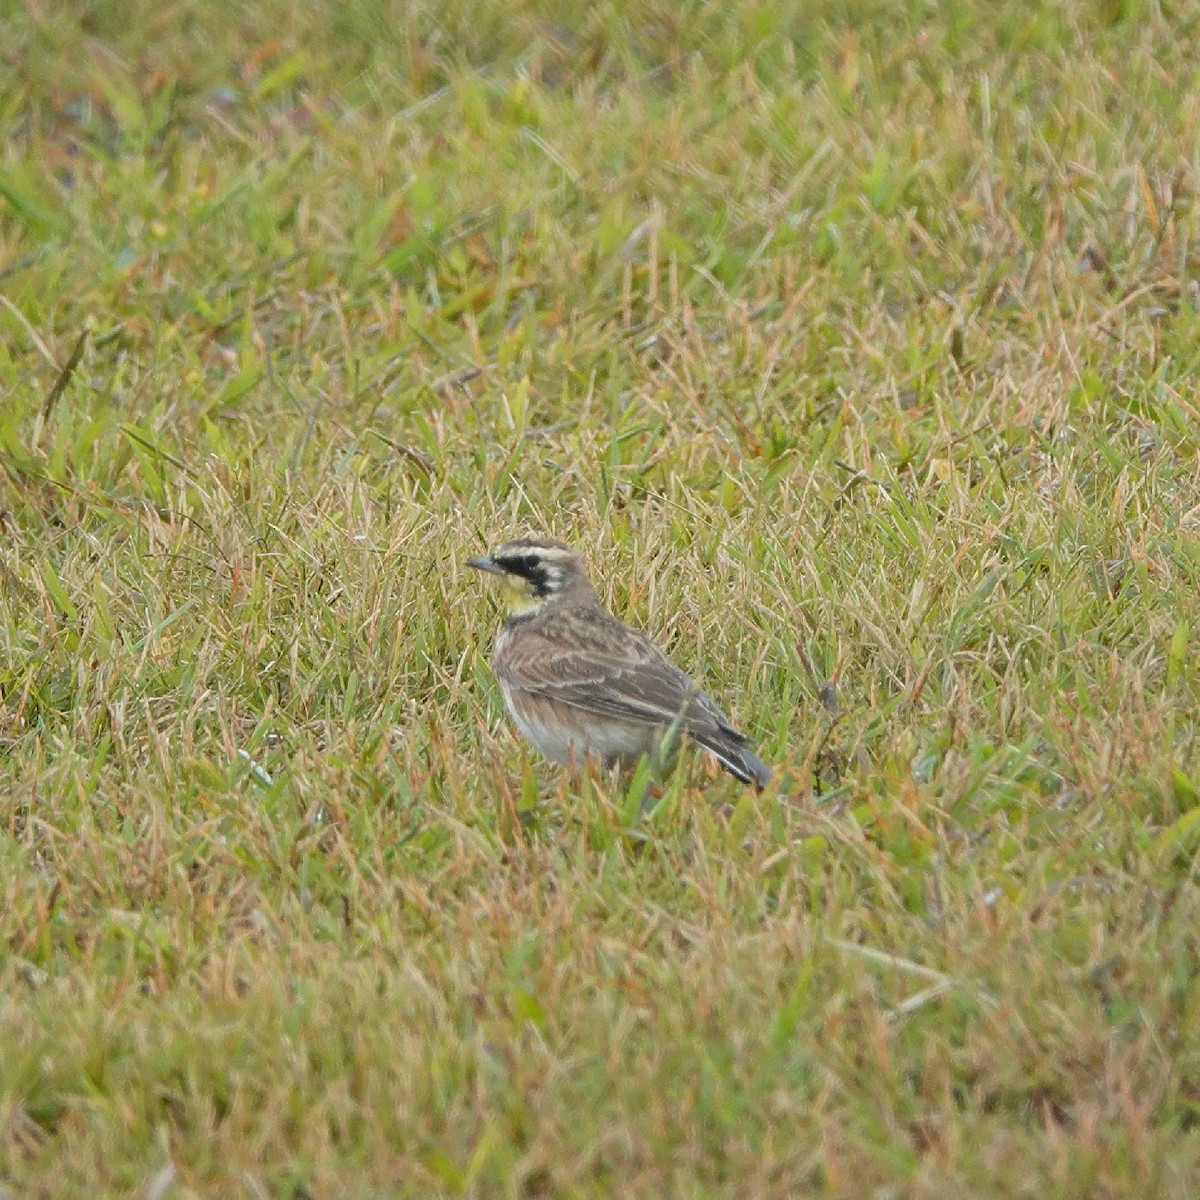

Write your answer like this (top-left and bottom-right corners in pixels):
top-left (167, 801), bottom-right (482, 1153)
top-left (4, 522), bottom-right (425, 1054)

top-left (499, 682), bottom-right (660, 769)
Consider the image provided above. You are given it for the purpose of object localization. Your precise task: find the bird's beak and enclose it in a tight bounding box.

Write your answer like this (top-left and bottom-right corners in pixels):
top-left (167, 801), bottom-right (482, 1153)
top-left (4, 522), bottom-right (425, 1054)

top-left (466, 554), bottom-right (504, 575)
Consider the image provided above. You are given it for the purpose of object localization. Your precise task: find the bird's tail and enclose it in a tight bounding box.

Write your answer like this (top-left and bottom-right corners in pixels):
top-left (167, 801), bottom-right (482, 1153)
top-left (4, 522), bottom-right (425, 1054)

top-left (696, 730), bottom-right (771, 788)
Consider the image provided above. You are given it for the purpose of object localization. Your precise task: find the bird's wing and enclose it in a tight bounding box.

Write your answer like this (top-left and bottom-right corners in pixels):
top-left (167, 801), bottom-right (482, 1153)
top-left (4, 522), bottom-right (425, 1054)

top-left (503, 619), bottom-right (739, 740)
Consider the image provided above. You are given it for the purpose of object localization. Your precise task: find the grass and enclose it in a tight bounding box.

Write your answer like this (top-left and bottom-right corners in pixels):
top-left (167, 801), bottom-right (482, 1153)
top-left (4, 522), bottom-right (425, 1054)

top-left (1, 0), bottom-right (1199, 1195)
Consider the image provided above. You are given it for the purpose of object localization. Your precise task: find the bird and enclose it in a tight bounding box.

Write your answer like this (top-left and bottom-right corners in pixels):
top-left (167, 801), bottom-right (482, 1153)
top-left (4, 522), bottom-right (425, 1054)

top-left (466, 537), bottom-right (770, 787)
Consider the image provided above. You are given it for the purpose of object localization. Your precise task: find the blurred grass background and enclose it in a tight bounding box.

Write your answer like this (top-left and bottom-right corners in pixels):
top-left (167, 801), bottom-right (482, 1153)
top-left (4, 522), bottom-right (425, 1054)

top-left (1, 1), bottom-right (1199, 1196)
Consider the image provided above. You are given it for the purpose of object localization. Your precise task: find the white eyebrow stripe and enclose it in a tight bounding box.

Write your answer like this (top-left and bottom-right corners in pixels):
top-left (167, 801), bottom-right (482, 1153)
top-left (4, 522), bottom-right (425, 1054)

top-left (498, 544), bottom-right (575, 561)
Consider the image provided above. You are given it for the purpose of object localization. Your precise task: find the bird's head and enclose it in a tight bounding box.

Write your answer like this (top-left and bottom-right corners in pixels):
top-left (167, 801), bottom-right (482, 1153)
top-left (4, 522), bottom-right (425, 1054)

top-left (466, 537), bottom-right (593, 616)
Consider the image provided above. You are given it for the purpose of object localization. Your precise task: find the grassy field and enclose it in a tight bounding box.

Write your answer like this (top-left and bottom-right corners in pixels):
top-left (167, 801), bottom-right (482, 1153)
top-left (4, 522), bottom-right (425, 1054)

top-left (2, 0), bottom-right (1199, 1195)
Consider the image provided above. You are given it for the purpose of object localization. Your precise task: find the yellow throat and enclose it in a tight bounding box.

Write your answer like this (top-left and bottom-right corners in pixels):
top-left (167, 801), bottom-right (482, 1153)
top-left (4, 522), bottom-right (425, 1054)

top-left (499, 576), bottom-right (547, 617)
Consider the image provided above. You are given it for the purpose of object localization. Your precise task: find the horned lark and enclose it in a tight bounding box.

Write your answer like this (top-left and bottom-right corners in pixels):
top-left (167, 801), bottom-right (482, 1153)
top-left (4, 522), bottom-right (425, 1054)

top-left (467, 538), bottom-right (770, 787)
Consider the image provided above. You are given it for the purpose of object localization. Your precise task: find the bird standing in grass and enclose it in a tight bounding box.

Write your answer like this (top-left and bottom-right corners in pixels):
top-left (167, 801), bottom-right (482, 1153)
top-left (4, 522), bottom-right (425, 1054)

top-left (467, 538), bottom-right (770, 787)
